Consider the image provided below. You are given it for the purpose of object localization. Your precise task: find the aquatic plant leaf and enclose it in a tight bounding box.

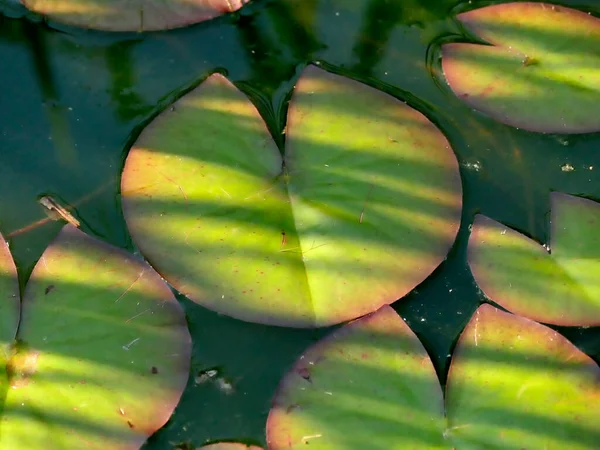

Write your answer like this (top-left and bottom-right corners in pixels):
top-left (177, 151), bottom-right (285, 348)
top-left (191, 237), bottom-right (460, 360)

top-left (0, 230), bottom-right (21, 392)
top-left (267, 304), bottom-right (600, 449)
top-left (468, 192), bottom-right (600, 326)
top-left (266, 306), bottom-right (446, 449)
top-left (442, 2), bottom-right (600, 133)
top-left (445, 304), bottom-right (600, 450)
top-left (20, 0), bottom-right (249, 32)
top-left (0, 225), bottom-right (191, 449)
top-left (121, 65), bottom-right (462, 328)
top-left (197, 444), bottom-right (263, 450)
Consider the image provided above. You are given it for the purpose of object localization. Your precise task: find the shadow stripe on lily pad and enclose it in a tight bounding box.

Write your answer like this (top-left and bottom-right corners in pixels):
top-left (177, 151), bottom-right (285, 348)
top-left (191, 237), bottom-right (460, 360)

top-left (0, 225), bottom-right (191, 449)
top-left (266, 304), bottom-right (600, 449)
top-left (468, 192), bottom-right (600, 326)
top-left (121, 65), bottom-right (462, 328)
top-left (442, 2), bottom-right (600, 134)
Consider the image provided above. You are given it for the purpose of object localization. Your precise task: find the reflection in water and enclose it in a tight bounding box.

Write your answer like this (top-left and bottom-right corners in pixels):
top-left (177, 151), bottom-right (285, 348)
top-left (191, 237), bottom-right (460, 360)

top-left (23, 19), bottom-right (78, 168)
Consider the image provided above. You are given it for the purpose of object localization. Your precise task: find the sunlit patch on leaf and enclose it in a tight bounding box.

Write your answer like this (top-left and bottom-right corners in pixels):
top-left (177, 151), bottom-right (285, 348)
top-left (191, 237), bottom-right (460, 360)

top-left (266, 304), bottom-right (600, 449)
top-left (121, 65), bottom-right (462, 328)
top-left (442, 2), bottom-right (600, 133)
top-left (468, 192), bottom-right (600, 326)
top-left (20, 0), bottom-right (250, 32)
top-left (0, 225), bottom-right (191, 449)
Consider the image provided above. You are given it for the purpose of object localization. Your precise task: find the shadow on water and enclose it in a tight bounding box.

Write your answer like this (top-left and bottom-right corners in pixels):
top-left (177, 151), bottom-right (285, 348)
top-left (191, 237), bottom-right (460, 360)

top-left (0, 0), bottom-right (599, 447)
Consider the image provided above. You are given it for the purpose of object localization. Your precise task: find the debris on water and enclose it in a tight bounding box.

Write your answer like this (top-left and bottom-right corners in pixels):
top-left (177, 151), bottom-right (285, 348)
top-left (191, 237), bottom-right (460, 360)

top-left (216, 377), bottom-right (235, 394)
top-left (462, 160), bottom-right (482, 172)
top-left (561, 163), bottom-right (575, 172)
top-left (39, 195), bottom-right (81, 227)
top-left (195, 368), bottom-right (219, 384)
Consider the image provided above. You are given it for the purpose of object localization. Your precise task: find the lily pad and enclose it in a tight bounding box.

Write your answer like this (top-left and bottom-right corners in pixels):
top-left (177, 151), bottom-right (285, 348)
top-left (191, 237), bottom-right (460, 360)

top-left (266, 305), bottom-right (446, 449)
top-left (441, 2), bottom-right (600, 133)
top-left (445, 304), bottom-right (600, 449)
top-left (121, 65), bottom-right (462, 328)
top-left (468, 192), bottom-right (600, 326)
top-left (0, 225), bottom-right (191, 449)
top-left (20, 0), bottom-right (249, 32)
top-left (266, 304), bottom-right (600, 449)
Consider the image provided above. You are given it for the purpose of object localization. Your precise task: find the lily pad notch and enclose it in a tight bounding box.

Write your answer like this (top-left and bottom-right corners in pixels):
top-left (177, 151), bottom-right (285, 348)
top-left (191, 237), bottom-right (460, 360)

top-left (121, 64), bottom-right (463, 328)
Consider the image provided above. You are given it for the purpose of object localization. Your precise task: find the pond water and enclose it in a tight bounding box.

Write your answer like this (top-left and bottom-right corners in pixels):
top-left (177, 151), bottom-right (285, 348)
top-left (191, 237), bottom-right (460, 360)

top-left (0, 0), bottom-right (599, 447)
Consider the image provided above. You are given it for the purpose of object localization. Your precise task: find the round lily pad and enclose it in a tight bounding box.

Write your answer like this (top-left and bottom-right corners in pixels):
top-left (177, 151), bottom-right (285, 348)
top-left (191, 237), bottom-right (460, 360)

top-left (445, 304), bottom-right (600, 449)
top-left (0, 225), bottom-right (191, 449)
top-left (121, 65), bottom-right (462, 328)
top-left (442, 2), bottom-right (600, 133)
top-left (20, 0), bottom-right (249, 32)
top-left (266, 305), bottom-right (446, 449)
top-left (266, 304), bottom-right (600, 449)
top-left (468, 192), bottom-right (600, 326)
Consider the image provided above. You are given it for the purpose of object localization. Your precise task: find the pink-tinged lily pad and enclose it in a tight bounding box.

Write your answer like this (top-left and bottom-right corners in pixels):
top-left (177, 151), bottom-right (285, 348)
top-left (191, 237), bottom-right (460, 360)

top-left (0, 225), bottom-right (191, 449)
top-left (20, 0), bottom-right (249, 32)
top-left (442, 2), bottom-right (600, 133)
top-left (266, 304), bottom-right (600, 449)
top-left (121, 65), bottom-right (462, 328)
top-left (445, 304), bottom-right (600, 449)
top-left (468, 192), bottom-right (600, 326)
top-left (197, 444), bottom-right (263, 450)
top-left (266, 306), bottom-right (446, 449)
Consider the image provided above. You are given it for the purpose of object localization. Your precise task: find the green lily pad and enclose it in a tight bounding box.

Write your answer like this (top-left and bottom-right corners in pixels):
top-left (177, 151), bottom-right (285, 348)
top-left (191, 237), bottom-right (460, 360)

top-left (0, 225), bottom-right (191, 449)
top-left (468, 192), bottom-right (600, 326)
top-left (266, 305), bottom-right (446, 449)
top-left (445, 304), bottom-right (600, 450)
top-left (20, 0), bottom-right (249, 32)
top-left (266, 304), bottom-right (600, 449)
top-left (441, 2), bottom-right (600, 133)
top-left (121, 65), bottom-right (462, 328)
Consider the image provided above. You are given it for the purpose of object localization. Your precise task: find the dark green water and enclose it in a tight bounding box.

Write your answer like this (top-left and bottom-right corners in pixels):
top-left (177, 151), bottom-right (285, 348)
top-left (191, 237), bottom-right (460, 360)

top-left (1, 0), bottom-right (599, 447)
